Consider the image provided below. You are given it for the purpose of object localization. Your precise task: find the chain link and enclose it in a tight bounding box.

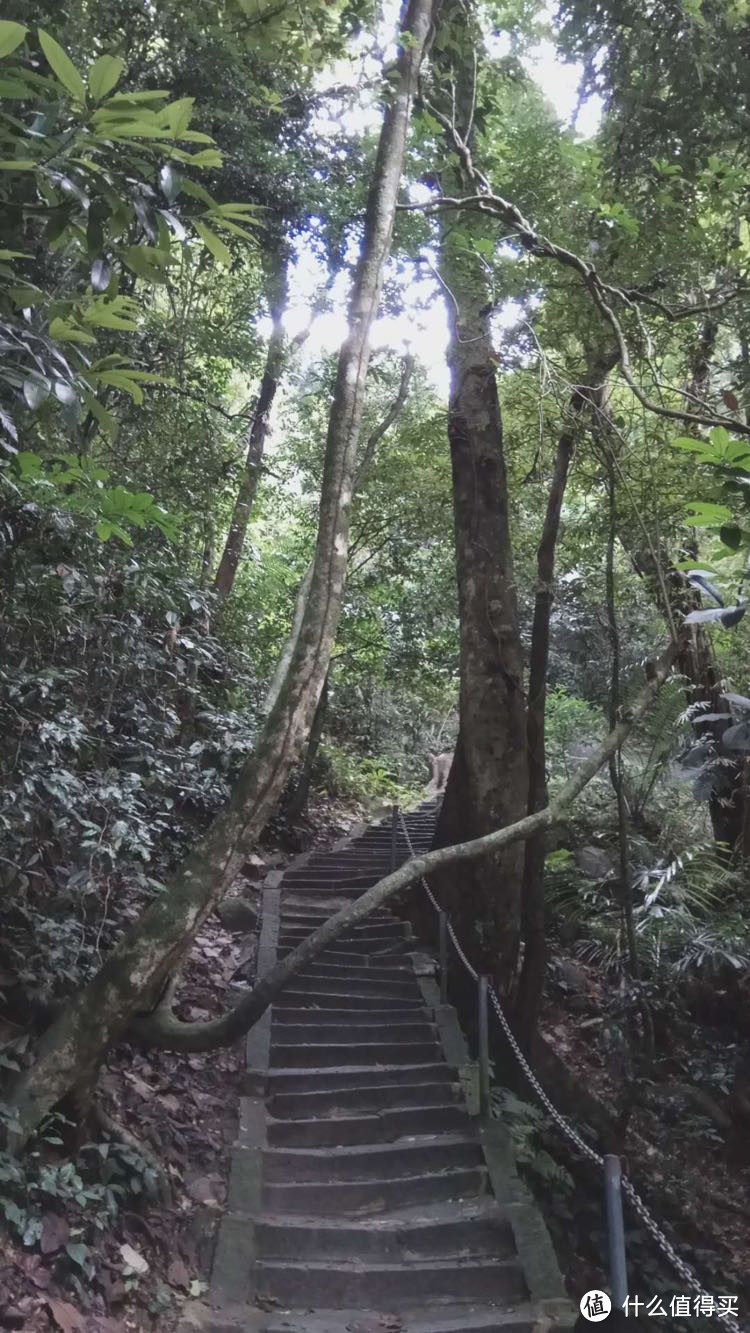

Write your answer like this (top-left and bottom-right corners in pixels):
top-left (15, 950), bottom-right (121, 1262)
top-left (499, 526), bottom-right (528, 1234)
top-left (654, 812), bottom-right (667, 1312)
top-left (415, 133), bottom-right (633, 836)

top-left (397, 808), bottom-right (744, 1333)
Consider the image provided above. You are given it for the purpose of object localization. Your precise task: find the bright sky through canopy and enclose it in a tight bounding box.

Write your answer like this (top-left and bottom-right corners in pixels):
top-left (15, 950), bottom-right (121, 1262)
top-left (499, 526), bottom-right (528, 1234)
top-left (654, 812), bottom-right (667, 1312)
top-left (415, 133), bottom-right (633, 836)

top-left (268, 6), bottom-right (603, 397)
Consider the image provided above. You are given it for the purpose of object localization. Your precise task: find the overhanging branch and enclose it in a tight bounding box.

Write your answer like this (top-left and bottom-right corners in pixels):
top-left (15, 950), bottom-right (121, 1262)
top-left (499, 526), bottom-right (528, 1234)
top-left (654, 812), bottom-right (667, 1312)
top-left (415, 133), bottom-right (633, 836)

top-left (134, 636), bottom-right (680, 1053)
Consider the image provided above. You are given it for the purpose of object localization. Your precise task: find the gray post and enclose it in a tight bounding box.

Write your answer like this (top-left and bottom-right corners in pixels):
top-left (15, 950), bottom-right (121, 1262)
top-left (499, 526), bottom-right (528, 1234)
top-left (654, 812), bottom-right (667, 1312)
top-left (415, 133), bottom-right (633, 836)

top-left (604, 1154), bottom-right (628, 1311)
top-left (438, 911), bottom-right (448, 1004)
top-left (478, 975), bottom-right (491, 1118)
top-left (389, 804), bottom-right (399, 872)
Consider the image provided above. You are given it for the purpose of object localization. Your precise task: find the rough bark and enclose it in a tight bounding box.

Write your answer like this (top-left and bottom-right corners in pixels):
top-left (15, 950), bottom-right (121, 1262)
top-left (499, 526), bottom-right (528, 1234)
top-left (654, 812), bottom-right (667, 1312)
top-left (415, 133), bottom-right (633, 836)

top-left (286, 671), bottom-right (329, 821)
top-left (6, 0), bottom-right (435, 1148)
top-left (429, 15), bottom-right (528, 992)
top-left (214, 252), bottom-right (289, 602)
top-left (136, 637), bottom-right (680, 1053)
top-left (515, 353), bottom-right (616, 1044)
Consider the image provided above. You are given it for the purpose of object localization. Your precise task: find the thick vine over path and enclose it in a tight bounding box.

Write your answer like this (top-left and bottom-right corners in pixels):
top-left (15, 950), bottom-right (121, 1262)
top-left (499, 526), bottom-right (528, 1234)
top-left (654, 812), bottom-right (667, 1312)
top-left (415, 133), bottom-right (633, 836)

top-left (200, 804), bottom-right (574, 1333)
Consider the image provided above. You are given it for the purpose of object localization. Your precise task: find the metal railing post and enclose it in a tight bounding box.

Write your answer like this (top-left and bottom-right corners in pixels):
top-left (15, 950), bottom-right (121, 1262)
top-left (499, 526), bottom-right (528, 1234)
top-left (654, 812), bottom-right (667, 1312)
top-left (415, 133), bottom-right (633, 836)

top-left (478, 975), bottom-right (491, 1118)
top-left (389, 803), bottom-right (399, 872)
top-left (438, 911), bottom-right (448, 1003)
top-left (604, 1154), bottom-right (628, 1312)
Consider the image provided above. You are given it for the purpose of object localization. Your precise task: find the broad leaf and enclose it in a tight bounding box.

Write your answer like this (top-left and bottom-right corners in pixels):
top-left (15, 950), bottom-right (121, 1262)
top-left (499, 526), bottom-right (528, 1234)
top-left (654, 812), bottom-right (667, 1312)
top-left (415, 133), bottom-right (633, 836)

top-left (88, 54), bottom-right (125, 101)
top-left (38, 30), bottom-right (86, 103)
top-left (194, 221), bottom-right (231, 266)
top-left (0, 21), bottom-right (27, 58)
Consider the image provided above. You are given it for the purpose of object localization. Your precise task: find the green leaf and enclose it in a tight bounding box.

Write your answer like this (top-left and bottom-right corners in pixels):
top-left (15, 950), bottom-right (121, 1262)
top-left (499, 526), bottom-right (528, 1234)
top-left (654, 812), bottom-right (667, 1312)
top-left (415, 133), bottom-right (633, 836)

top-left (49, 316), bottom-right (96, 344)
top-left (96, 520), bottom-right (113, 540)
top-left (184, 148), bottom-right (222, 168)
top-left (684, 501), bottom-right (732, 525)
top-left (165, 96), bottom-right (194, 137)
top-left (81, 296), bottom-right (138, 330)
top-left (0, 21), bottom-right (27, 59)
top-left (194, 221), bottom-right (231, 266)
top-left (38, 30), bottom-right (86, 103)
top-left (0, 160), bottom-right (35, 170)
top-left (123, 244), bottom-right (171, 283)
top-left (671, 436), bottom-right (713, 454)
top-left (88, 53), bottom-right (125, 100)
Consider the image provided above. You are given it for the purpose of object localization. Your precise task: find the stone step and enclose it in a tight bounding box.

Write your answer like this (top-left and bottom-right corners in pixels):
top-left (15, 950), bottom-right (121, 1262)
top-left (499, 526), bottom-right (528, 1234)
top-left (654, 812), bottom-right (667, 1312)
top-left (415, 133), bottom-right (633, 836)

top-left (263, 1304), bottom-right (539, 1333)
top-left (276, 945), bottom-right (409, 967)
top-left (278, 933), bottom-right (408, 953)
top-left (256, 1201), bottom-right (514, 1262)
top-left (256, 1257), bottom-right (526, 1309)
top-left (268, 1079), bottom-right (458, 1120)
top-left (278, 918), bottom-right (406, 937)
top-left (288, 972), bottom-right (421, 999)
top-left (266, 1102), bottom-right (472, 1147)
top-left (263, 1135), bottom-right (481, 1183)
top-left (271, 1020), bottom-right (436, 1043)
top-left (272, 1006), bottom-right (431, 1027)
top-left (262, 1165), bottom-right (487, 1215)
top-left (283, 957), bottom-right (413, 981)
top-left (273, 987), bottom-right (424, 1010)
top-left (265, 1063), bottom-right (453, 1094)
top-left (269, 1039), bottom-right (443, 1069)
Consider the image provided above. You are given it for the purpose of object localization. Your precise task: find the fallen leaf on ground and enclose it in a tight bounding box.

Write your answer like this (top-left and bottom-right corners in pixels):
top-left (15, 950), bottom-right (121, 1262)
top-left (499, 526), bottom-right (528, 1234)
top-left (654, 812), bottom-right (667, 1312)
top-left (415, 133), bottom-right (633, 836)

top-left (40, 1214), bottom-right (69, 1255)
top-left (47, 1300), bottom-right (85, 1333)
top-left (118, 1243), bottom-right (148, 1275)
top-left (166, 1256), bottom-right (191, 1290)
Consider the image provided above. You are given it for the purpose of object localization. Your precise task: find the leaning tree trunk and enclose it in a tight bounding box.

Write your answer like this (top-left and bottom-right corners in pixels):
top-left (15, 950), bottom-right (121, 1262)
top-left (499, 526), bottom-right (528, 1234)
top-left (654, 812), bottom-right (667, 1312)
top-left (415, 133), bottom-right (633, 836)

top-left (429, 20), bottom-right (528, 991)
top-left (6, 0), bottom-right (435, 1148)
top-left (214, 250), bottom-right (289, 603)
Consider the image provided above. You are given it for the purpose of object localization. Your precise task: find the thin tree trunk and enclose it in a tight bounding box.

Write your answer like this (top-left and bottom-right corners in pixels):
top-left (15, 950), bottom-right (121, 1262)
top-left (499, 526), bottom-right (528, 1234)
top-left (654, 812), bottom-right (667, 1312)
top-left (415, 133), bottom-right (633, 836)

top-left (263, 354), bottom-right (415, 717)
top-left (214, 252), bottom-right (289, 602)
top-left (6, 0), bottom-right (435, 1148)
top-left (136, 636), bottom-right (680, 1053)
top-left (514, 352), bottom-right (616, 1046)
top-left (286, 671), bottom-right (329, 822)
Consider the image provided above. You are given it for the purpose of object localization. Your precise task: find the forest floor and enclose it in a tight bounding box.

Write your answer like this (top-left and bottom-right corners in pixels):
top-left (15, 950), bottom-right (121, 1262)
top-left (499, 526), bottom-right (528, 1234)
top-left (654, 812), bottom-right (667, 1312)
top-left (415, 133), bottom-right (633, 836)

top-left (535, 946), bottom-right (750, 1328)
top-left (0, 795), bottom-right (368, 1333)
top-left (3, 797), bottom-right (749, 1332)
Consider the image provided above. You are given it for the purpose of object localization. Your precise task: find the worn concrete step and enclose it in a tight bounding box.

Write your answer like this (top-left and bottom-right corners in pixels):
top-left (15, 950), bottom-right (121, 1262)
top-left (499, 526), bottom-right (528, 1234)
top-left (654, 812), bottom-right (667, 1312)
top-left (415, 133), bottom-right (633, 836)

top-left (277, 945), bottom-right (409, 967)
top-left (271, 1020), bottom-right (436, 1043)
top-left (266, 1063), bottom-right (453, 1094)
top-left (277, 935), bottom-right (408, 956)
top-left (282, 871), bottom-right (386, 887)
top-left (263, 1304), bottom-right (538, 1333)
top-left (286, 958), bottom-right (413, 981)
top-left (256, 1257), bottom-right (527, 1309)
top-left (289, 972), bottom-right (421, 999)
top-left (268, 1079), bottom-right (458, 1120)
top-left (272, 1006), bottom-right (432, 1027)
top-left (279, 918), bottom-right (406, 937)
top-left (262, 1165), bottom-right (487, 1215)
top-left (263, 1135), bottom-right (481, 1183)
top-left (273, 987), bottom-right (424, 1011)
top-left (269, 1039), bottom-right (443, 1069)
top-left (256, 1201), bottom-right (514, 1262)
top-left (266, 1102), bottom-right (472, 1147)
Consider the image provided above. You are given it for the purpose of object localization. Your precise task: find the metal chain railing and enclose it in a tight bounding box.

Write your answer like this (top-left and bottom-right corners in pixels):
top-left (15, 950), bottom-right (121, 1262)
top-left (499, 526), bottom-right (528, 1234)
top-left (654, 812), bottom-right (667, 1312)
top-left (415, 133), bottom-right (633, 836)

top-left (397, 809), bottom-right (743, 1333)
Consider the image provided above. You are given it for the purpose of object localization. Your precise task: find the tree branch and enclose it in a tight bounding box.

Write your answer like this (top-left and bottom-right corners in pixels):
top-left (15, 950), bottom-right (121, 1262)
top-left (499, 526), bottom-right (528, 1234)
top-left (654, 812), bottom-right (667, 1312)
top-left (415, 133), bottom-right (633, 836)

top-left (134, 636), bottom-right (680, 1052)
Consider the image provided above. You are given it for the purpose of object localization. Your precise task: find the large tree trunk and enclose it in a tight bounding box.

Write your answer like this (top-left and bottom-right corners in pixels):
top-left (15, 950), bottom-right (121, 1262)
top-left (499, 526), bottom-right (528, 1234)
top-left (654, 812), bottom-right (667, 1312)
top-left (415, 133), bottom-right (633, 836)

top-left (6, 0), bottom-right (435, 1148)
top-left (429, 92), bottom-right (528, 989)
top-left (214, 252), bottom-right (289, 602)
top-left (515, 352), bottom-right (616, 1045)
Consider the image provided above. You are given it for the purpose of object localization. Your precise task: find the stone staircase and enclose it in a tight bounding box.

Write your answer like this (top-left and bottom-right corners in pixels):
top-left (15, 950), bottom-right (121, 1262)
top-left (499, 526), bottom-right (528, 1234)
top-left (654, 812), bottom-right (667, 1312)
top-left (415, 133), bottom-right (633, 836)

top-left (206, 804), bottom-right (575, 1333)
